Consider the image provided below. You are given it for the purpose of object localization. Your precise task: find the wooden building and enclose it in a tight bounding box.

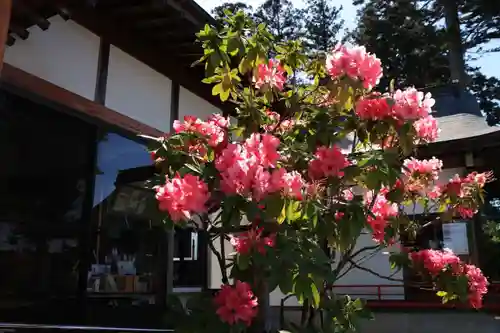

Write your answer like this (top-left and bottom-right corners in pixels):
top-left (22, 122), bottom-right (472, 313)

top-left (0, 2), bottom-right (499, 331)
top-left (0, 0), bottom-right (227, 330)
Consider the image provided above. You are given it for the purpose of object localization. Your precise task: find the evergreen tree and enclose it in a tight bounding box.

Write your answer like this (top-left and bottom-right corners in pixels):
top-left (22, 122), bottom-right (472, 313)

top-left (253, 0), bottom-right (305, 43)
top-left (211, 2), bottom-right (253, 24)
top-left (352, 0), bottom-right (500, 124)
top-left (304, 0), bottom-right (344, 52)
top-left (352, 0), bottom-right (450, 90)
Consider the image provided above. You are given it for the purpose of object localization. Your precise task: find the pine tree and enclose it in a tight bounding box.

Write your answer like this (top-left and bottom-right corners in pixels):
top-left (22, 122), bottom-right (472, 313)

top-left (304, 0), bottom-right (344, 52)
top-left (211, 2), bottom-right (253, 24)
top-left (253, 0), bottom-right (305, 43)
top-left (352, 0), bottom-right (500, 124)
top-left (352, 0), bottom-right (451, 90)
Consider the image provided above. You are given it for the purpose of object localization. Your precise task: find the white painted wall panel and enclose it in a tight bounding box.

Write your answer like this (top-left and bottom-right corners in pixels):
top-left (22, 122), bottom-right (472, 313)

top-left (106, 45), bottom-right (172, 132)
top-left (270, 235), bottom-right (404, 306)
top-left (4, 16), bottom-right (100, 100)
top-left (179, 86), bottom-right (222, 120)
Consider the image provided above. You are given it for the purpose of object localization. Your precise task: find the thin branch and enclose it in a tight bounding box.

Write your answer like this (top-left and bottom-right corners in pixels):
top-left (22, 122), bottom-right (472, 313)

top-left (208, 235), bottom-right (229, 284)
top-left (350, 244), bottom-right (381, 259)
top-left (347, 259), bottom-right (404, 282)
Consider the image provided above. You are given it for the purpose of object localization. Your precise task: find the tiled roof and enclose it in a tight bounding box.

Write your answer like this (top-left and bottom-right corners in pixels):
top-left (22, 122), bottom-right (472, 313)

top-left (430, 86), bottom-right (500, 143)
top-left (435, 113), bottom-right (500, 142)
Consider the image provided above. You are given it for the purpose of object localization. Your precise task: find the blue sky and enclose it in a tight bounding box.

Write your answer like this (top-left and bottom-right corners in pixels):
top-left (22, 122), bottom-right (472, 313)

top-left (195, 0), bottom-right (499, 79)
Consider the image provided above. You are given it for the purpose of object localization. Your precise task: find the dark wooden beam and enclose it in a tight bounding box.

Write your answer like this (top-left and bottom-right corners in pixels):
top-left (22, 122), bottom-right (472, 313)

top-left (94, 38), bottom-right (110, 105)
top-left (0, 0), bottom-right (12, 75)
top-left (9, 24), bottom-right (29, 40)
top-left (160, 0), bottom-right (202, 26)
top-left (110, 4), bottom-right (162, 18)
top-left (0, 63), bottom-right (163, 136)
top-left (6, 34), bottom-right (15, 47)
top-left (58, 8), bottom-right (71, 20)
top-left (16, 0), bottom-right (50, 31)
top-left (134, 16), bottom-right (182, 30)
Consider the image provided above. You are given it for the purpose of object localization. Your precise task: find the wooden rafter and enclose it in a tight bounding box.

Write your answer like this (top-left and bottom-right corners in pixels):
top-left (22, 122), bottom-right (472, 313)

top-left (9, 23), bottom-right (29, 40)
top-left (14, 0), bottom-right (50, 31)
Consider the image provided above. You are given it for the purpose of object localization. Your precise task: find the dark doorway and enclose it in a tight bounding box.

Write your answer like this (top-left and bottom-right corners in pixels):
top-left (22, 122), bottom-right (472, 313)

top-left (0, 90), bottom-right (97, 323)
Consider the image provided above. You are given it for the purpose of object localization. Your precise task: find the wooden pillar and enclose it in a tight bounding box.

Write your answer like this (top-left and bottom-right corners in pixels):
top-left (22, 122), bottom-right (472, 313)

top-left (165, 82), bottom-right (180, 299)
top-left (0, 0), bottom-right (12, 75)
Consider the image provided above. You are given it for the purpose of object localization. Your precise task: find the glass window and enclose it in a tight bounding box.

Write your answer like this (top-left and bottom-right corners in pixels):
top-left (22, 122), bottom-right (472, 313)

top-left (89, 133), bottom-right (205, 303)
top-left (0, 91), bottom-right (95, 307)
top-left (90, 133), bottom-right (161, 304)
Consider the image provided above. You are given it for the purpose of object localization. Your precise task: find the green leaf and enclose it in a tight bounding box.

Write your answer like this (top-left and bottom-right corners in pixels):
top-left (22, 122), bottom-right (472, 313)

top-left (264, 195), bottom-right (285, 220)
top-left (278, 203), bottom-right (287, 224)
top-left (286, 200), bottom-right (302, 222)
top-left (311, 283), bottom-right (321, 308)
top-left (220, 89), bottom-right (230, 102)
top-left (237, 254), bottom-right (249, 270)
top-left (278, 276), bottom-right (293, 294)
top-left (436, 291), bottom-right (447, 297)
top-left (212, 83), bottom-right (223, 96)
top-left (184, 163), bottom-right (202, 175)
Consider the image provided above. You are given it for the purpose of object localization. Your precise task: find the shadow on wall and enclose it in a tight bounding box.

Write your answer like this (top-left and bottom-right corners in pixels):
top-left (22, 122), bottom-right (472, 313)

top-left (275, 309), bottom-right (500, 333)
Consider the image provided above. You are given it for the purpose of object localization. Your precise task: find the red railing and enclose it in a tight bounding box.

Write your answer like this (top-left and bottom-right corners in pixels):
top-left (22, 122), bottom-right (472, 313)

top-left (329, 283), bottom-right (500, 310)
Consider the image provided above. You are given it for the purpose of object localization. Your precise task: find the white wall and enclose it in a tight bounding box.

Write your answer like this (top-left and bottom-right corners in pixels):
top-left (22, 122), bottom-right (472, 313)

top-left (270, 234), bottom-right (404, 307)
top-left (106, 45), bottom-right (172, 132)
top-left (4, 16), bottom-right (100, 100)
top-left (179, 86), bottom-right (222, 121)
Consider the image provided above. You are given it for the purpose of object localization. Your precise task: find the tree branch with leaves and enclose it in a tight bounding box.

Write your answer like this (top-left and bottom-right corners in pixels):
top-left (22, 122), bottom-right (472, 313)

top-left (145, 10), bottom-right (491, 333)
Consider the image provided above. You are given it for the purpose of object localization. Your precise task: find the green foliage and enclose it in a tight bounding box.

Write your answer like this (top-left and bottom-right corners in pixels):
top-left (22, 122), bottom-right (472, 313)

top-left (143, 9), bottom-right (490, 333)
top-left (253, 0), bottom-right (305, 43)
top-left (352, 0), bottom-right (500, 124)
top-left (304, 0), bottom-right (344, 52)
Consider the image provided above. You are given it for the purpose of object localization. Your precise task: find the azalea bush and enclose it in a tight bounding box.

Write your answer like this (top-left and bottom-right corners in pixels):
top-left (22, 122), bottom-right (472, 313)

top-left (145, 11), bottom-right (491, 333)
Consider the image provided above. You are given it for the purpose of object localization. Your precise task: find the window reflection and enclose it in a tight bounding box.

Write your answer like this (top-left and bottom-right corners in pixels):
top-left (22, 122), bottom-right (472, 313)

top-left (0, 91), bottom-right (93, 304)
top-left (89, 133), bottom-right (205, 300)
top-left (90, 134), bottom-right (160, 303)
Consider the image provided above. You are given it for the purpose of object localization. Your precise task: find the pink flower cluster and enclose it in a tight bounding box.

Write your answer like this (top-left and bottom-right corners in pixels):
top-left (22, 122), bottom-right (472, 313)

top-left (262, 110), bottom-right (295, 133)
top-left (230, 227), bottom-right (275, 255)
top-left (364, 189), bottom-right (398, 243)
top-left (216, 133), bottom-right (305, 201)
top-left (173, 114), bottom-right (230, 152)
top-left (155, 173), bottom-right (210, 223)
top-left (413, 115), bottom-right (440, 143)
top-left (404, 157), bottom-right (443, 179)
top-left (326, 44), bottom-right (383, 90)
top-left (253, 59), bottom-right (286, 91)
top-left (464, 264), bottom-right (489, 308)
top-left (392, 88), bottom-right (435, 121)
top-left (410, 248), bottom-right (462, 276)
top-left (441, 171), bottom-right (493, 218)
top-left (410, 248), bottom-right (488, 308)
top-left (355, 88), bottom-right (439, 143)
top-left (308, 145), bottom-right (350, 180)
top-left (214, 281), bottom-right (258, 326)
top-left (354, 95), bottom-right (390, 120)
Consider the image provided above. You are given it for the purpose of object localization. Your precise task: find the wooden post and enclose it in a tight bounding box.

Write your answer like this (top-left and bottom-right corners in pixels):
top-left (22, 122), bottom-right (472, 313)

top-left (0, 0), bottom-right (12, 75)
top-left (165, 82), bottom-right (180, 300)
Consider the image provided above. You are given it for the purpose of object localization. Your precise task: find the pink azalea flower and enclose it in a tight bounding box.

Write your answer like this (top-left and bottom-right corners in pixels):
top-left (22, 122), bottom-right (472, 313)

top-left (414, 115), bottom-right (440, 143)
top-left (155, 173), bottom-right (210, 222)
top-left (308, 145), bottom-right (350, 180)
top-left (326, 44), bottom-right (383, 90)
top-left (253, 59), bottom-right (286, 91)
top-left (214, 281), bottom-right (258, 326)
